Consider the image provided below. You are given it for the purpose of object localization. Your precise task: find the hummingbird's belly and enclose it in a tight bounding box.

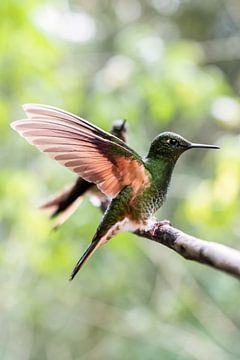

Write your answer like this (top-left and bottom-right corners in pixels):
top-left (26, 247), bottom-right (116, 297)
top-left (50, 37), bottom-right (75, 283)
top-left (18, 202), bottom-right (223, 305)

top-left (129, 185), bottom-right (166, 220)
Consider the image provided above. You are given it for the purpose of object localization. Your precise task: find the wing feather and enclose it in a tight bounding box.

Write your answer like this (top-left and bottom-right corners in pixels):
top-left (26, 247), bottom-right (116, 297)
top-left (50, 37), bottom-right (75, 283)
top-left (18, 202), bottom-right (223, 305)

top-left (11, 104), bottom-right (150, 198)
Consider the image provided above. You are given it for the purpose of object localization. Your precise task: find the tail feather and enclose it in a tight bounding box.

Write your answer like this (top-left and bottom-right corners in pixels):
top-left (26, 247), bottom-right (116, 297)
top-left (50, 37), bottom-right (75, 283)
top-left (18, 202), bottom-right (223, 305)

top-left (70, 239), bottom-right (101, 280)
top-left (69, 190), bottom-right (129, 280)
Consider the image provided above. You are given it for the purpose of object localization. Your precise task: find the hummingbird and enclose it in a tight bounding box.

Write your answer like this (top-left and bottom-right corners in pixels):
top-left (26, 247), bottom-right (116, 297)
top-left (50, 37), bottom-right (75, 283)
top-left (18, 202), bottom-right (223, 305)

top-left (11, 104), bottom-right (219, 280)
top-left (39, 119), bottom-right (127, 228)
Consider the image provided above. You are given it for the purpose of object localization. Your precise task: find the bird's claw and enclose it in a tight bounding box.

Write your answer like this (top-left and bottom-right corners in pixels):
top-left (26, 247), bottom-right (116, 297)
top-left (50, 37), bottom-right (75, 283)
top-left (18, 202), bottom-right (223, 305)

top-left (158, 219), bottom-right (171, 227)
top-left (151, 219), bottom-right (171, 237)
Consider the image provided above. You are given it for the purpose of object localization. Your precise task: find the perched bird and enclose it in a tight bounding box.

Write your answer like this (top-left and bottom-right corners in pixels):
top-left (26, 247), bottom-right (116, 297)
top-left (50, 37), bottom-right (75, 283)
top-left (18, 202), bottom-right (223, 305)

top-left (39, 119), bottom-right (127, 228)
top-left (11, 104), bottom-right (219, 280)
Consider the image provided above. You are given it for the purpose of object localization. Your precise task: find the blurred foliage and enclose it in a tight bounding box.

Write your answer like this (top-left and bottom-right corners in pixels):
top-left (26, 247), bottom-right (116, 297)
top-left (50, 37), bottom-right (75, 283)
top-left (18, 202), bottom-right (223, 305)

top-left (1, 0), bottom-right (240, 359)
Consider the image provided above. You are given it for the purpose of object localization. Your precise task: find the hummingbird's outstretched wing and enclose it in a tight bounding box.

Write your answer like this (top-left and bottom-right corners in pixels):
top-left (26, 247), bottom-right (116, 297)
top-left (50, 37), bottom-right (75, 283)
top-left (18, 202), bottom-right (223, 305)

top-left (31, 112), bottom-right (127, 228)
top-left (40, 178), bottom-right (90, 229)
top-left (11, 104), bottom-right (150, 198)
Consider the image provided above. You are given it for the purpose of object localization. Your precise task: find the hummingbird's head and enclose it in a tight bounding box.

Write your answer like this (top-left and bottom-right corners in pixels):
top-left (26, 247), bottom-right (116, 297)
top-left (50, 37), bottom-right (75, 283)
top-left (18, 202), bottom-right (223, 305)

top-left (147, 132), bottom-right (219, 161)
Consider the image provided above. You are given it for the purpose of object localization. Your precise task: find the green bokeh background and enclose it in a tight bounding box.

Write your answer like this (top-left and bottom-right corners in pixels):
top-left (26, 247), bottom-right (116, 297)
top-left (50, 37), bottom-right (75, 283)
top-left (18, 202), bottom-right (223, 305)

top-left (1, 1), bottom-right (240, 359)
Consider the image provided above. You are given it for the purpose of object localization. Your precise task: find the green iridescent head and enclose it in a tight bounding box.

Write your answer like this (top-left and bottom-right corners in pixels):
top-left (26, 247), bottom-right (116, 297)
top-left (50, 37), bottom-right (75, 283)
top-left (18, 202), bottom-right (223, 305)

top-left (147, 132), bottom-right (219, 161)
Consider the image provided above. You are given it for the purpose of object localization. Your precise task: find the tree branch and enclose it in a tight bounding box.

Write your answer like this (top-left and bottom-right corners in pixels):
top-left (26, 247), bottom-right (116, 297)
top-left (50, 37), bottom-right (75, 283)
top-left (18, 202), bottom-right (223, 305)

top-left (135, 222), bottom-right (240, 279)
top-left (99, 193), bottom-right (240, 279)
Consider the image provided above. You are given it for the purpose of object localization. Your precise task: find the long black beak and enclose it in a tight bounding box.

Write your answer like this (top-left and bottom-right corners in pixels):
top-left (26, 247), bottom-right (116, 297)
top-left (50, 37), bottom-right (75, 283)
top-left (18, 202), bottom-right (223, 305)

top-left (189, 143), bottom-right (220, 150)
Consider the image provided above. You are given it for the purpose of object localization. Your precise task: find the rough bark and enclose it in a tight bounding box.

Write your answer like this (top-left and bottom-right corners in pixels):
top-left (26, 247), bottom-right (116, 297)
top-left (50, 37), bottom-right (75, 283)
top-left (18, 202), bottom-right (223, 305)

top-left (135, 222), bottom-right (240, 279)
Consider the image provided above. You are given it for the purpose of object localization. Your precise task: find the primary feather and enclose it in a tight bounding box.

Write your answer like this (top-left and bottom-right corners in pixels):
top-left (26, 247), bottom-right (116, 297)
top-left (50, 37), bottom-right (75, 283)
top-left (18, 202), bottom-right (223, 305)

top-left (11, 104), bottom-right (150, 198)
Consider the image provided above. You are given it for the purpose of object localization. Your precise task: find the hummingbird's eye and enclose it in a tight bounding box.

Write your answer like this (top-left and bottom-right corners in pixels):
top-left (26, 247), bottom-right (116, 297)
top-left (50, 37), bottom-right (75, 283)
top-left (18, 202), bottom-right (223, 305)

top-left (167, 138), bottom-right (178, 147)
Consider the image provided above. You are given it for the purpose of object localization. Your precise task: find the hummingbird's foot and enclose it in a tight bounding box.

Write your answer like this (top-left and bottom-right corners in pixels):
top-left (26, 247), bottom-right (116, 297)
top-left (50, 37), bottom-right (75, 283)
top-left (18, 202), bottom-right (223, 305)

top-left (151, 219), bottom-right (171, 238)
top-left (158, 219), bottom-right (171, 227)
